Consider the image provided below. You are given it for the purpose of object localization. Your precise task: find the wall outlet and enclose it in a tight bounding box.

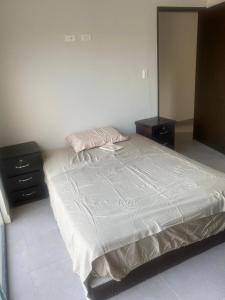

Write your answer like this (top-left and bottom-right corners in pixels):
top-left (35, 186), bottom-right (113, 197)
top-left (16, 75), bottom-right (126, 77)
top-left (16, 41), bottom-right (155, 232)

top-left (64, 35), bottom-right (76, 42)
top-left (80, 34), bottom-right (92, 42)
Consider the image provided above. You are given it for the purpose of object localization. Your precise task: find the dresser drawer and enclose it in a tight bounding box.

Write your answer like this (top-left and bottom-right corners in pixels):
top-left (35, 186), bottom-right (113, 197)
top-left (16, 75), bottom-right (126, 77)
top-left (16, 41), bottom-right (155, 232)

top-left (7, 171), bottom-right (43, 192)
top-left (11, 185), bottom-right (46, 207)
top-left (2, 153), bottom-right (42, 177)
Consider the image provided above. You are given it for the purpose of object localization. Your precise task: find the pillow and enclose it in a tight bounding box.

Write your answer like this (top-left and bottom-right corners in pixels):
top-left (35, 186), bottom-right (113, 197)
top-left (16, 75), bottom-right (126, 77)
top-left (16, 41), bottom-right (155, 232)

top-left (66, 127), bottom-right (128, 153)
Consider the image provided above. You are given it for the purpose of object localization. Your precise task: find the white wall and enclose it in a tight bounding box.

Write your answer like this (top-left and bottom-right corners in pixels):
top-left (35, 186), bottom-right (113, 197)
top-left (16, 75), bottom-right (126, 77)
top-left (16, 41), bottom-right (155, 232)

top-left (0, 0), bottom-right (206, 149)
top-left (207, 0), bottom-right (225, 7)
top-left (159, 12), bottom-right (198, 121)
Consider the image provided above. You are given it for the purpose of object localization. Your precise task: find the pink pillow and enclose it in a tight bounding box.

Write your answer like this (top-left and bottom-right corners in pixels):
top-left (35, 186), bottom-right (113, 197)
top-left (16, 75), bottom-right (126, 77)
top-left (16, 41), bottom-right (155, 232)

top-left (66, 127), bottom-right (128, 153)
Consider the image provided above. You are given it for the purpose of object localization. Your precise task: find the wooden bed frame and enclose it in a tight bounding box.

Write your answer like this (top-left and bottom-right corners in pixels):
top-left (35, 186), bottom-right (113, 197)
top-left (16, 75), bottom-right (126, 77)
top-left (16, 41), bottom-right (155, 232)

top-left (87, 230), bottom-right (225, 300)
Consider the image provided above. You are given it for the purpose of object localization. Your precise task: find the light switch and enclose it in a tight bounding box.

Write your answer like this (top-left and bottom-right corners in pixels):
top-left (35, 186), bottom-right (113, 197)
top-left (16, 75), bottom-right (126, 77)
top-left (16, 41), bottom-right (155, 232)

top-left (142, 69), bottom-right (149, 80)
top-left (64, 35), bottom-right (76, 42)
top-left (80, 34), bottom-right (92, 42)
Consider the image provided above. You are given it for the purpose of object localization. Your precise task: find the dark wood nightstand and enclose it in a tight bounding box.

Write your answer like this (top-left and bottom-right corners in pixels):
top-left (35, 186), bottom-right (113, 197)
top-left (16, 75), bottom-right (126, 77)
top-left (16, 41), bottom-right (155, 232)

top-left (0, 142), bottom-right (48, 207)
top-left (135, 117), bottom-right (176, 149)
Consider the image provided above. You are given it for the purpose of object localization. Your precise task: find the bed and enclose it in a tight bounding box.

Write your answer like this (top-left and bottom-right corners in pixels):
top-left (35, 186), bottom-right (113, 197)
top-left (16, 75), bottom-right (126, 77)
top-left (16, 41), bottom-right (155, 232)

top-left (43, 134), bottom-right (225, 299)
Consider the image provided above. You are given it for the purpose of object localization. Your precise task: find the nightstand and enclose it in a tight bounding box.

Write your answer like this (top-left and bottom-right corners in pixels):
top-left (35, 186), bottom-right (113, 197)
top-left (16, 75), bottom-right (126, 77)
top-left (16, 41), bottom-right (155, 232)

top-left (135, 117), bottom-right (176, 149)
top-left (0, 142), bottom-right (48, 207)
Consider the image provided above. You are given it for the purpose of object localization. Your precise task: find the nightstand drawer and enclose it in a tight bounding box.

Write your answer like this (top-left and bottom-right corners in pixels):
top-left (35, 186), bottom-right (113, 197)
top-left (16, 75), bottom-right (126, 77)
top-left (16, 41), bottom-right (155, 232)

top-left (153, 138), bottom-right (174, 149)
top-left (152, 124), bottom-right (173, 139)
top-left (11, 185), bottom-right (46, 207)
top-left (136, 125), bottom-right (152, 138)
top-left (2, 153), bottom-right (42, 177)
top-left (7, 171), bottom-right (43, 192)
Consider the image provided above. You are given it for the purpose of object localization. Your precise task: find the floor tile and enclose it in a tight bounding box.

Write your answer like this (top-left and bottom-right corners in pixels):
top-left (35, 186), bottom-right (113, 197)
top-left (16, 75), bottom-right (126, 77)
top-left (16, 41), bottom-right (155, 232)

top-left (20, 200), bottom-right (57, 238)
top-left (7, 238), bottom-right (29, 273)
top-left (6, 215), bottom-right (26, 244)
top-left (30, 259), bottom-right (85, 300)
top-left (111, 275), bottom-right (179, 300)
top-left (25, 227), bottom-right (69, 272)
top-left (9, 262), bottom-right (37, 300)
top-left (161, 250), bottom-right (225, 300)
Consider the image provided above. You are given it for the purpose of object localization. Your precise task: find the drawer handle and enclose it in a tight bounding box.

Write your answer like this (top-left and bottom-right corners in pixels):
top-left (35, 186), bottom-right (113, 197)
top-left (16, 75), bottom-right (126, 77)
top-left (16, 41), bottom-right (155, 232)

top-left (22, 191), bottom-right (36, 197)
top-left (159, 131), bottom-right (169, 135)
top-left (15, 161), bottom-right (30, 169)
top-left (18, 177), bottom-right (33, 183)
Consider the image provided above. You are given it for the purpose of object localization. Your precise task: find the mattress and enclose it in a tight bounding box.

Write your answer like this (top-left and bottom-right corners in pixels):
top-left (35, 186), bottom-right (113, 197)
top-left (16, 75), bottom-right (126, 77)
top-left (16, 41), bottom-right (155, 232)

top-left (44, 134), bottom-right (225, 292)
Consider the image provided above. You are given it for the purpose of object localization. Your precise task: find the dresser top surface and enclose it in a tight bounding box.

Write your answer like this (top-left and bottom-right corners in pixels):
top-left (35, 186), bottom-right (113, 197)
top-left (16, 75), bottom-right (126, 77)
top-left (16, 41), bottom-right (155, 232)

top-left (135, 117), bottom-right (176, 127)
top-left (0, 142), bottom-right (40, 160)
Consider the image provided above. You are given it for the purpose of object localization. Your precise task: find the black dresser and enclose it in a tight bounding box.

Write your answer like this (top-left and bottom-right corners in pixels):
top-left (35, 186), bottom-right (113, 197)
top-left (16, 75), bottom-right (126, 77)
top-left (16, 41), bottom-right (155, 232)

top-left (0, 142), bottom-right (47, 207)
top-left (135, 117), bottom-right (176, 149)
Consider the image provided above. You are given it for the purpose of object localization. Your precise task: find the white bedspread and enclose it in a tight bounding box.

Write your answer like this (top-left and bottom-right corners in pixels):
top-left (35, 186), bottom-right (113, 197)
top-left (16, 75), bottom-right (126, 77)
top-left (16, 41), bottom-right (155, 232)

top-left (44, 134), bottom-right (225, 285)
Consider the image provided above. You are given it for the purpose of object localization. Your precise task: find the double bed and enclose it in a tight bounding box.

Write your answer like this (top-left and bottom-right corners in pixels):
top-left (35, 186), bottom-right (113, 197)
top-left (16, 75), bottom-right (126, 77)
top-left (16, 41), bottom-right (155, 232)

top-left (43, 134), bottom-right (225, 299)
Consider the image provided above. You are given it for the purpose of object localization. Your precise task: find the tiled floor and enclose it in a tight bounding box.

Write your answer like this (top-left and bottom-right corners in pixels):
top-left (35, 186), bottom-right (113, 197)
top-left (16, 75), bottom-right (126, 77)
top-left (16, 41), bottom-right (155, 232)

top-left (176, 132), bottom-right (225, 173)
top-left (7, 135), bottom-right (225, 300)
